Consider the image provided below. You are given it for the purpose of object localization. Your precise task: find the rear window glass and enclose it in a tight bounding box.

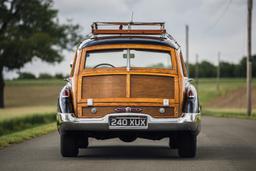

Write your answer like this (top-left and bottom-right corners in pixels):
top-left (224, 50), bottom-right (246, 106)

top-left (85, 49), bottom-right (172, 69)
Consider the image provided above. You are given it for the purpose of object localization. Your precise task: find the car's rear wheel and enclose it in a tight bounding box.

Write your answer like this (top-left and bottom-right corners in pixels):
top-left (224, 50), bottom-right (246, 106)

top-left (61, 133), bottom-right (78, 157)
top-left (169, 136), bottom-right (178, 149)
top-left (178, 132), bottom-right (197, 158)
top-left (78, 136), bottom-right (89, 148)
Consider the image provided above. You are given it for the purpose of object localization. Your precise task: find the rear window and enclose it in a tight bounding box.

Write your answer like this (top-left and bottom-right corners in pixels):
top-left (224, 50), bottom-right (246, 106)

top-left (85, 49), bottom-right (172, 69)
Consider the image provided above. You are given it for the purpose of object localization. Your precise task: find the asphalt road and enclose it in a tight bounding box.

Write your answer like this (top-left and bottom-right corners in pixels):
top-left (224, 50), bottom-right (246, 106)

top-left (1, 116), bottom-right (256, 171)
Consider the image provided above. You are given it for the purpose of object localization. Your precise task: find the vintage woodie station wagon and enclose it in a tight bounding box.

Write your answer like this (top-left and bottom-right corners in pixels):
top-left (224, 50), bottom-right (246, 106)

top-left (57, 22), bottom-right (201, 158)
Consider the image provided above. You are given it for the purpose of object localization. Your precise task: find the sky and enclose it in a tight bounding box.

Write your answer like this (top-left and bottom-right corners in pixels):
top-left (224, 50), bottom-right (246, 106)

top-left (4, 0), bottom-right (256, 79)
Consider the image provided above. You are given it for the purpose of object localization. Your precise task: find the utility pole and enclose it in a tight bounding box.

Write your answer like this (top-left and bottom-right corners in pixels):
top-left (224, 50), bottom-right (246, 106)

top-left (195, 54), bottom-right (199, 90)
top-left (185, 25), bottom-right (189, 77)
top-left (217, 52), bottom-right (221, 93)
top-left (247, 0), bottom-right (253, 116)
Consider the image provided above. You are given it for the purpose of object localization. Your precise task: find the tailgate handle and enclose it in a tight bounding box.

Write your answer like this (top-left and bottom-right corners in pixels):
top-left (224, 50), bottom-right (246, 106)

top-left (87, 99), bottom-right (93, 106)
top-left (163, 99), bottom-right (169, 106)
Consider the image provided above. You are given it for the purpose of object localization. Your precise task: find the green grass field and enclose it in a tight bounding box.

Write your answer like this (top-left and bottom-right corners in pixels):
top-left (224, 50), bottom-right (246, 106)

top-left (1, 79), bottom-right (64, 122)
top-left (196, 78), bottom-right (255, 105)
top-left (0, 79), bottom-right (64, 148)
top-left (196, 79), bottom-right (255, 102)
top-left (5, 79), bottom-right (64, 107)
top-left (195, 78), bottom-right (256, 117)
top-left (0, 106), bottom-right (56, 120)
top-left (0, 122), bottom-right (56, 149)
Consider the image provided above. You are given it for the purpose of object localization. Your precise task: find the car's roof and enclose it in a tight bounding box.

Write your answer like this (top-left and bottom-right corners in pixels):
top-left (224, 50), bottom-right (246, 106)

top-left (78, 36), bottom-right (178, 50)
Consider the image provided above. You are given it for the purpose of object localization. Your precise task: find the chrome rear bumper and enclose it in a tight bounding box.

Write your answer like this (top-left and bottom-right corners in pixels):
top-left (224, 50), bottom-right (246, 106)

top-left (57, 112), bottom-right (201, 133)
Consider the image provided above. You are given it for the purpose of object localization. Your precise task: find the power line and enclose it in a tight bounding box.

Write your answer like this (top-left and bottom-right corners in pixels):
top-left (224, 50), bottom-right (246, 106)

top-left (204, 0), bottom-right (233, 33)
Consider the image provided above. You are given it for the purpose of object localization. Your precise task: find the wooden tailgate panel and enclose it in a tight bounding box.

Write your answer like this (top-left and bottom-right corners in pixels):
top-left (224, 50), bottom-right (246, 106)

top-left (130, 75), bottom-right (174, 99)
top-left (82, 106), bottom-right (175, 118)
top-left (82, 75), bottom-right (126, 98)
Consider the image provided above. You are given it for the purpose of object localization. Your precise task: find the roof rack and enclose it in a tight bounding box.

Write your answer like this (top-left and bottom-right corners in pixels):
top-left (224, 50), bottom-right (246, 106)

top-left (91, 22), bottom-right (166, 35)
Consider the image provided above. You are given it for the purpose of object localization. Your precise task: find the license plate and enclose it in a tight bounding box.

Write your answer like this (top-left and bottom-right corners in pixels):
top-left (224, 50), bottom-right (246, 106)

top-left (109, 116), bottom-right (148, 129)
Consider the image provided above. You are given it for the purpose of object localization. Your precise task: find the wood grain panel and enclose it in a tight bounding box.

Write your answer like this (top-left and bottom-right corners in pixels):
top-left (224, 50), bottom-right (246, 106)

top-left (131, 75), bottom-right (174, 99)
top-left (82, 75), bottom-right (126, 98)
top-left (82, 106), bottom-right (175, 118)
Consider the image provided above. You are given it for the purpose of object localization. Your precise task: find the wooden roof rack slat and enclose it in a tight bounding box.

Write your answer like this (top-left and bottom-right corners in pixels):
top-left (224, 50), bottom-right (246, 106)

top-left (91, 22), bottom-right (166, 35)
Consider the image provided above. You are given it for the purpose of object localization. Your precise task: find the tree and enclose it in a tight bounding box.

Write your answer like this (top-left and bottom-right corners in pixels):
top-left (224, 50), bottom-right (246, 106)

top-left (38, 73), bottom-right (53, 79)
top-left (235, 55), bottom-right (256, 78)
top-left (219, 62), bottom-right (236, 78)
top-left (198, 61), bottom-right (216, 78)
top-left (54, 73), bottom-right (64, 79)
top-left (0, 0), bottom-right (82, 108)
top-left (188, 64), bottom-right (196, 78)
top-left (17, 72), bottom-right (36, 79)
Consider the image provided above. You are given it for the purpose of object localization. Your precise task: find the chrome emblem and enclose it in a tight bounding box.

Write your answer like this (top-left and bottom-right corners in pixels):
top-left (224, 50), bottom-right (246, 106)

top-left (125, 107), bottom-right (131, 112)
top-left (114, 107), bottom-right (143, 113)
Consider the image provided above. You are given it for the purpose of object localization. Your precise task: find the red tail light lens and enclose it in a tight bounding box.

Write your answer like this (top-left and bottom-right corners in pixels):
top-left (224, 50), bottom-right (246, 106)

top-left (62, 88), bottom-right (70, 98)
top-left (187, 89), bottom-right (194, 98)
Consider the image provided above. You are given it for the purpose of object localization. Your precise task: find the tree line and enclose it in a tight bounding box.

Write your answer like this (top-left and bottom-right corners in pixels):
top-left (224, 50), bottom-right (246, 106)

top-left (17, 72), bottom-right (68, 80)
top-left (189, 55), bottom-right (256, 78)
top-left (17, 55), bottom-right (256, 80)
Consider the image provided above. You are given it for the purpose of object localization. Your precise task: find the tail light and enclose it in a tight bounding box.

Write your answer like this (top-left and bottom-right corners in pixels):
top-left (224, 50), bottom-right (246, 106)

top-left (61, 88), bottom-right (70, 98)
top-left (59, 86), bottom-right (73, 113)
top-left (187, 89), bottom-right (195, 99)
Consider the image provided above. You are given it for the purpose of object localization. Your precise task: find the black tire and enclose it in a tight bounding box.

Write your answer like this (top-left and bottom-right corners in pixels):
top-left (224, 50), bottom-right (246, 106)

top-left (60, 133), bottom-right (78, 157)
top-left (178, 132), bottom-right (197, 158)
top-left (78, 136), bottom-right (89, 148)
top-left (169, 137), bottom-right (178, 149)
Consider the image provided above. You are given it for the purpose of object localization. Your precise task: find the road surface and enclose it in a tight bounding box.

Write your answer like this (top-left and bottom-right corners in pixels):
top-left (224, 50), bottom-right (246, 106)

top-left (0, 116), bottom-right (256, 171)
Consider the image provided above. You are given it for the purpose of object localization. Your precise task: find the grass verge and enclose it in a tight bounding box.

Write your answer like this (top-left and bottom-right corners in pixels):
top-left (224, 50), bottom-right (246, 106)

top-left (0, 123), bottom-right (56, 149)
top-left (203, 109), bottom-right (256, 120)
top-left (0, 111), bottom-right (56, 149)
top-left (0, 113), bottom-right (55, 136)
